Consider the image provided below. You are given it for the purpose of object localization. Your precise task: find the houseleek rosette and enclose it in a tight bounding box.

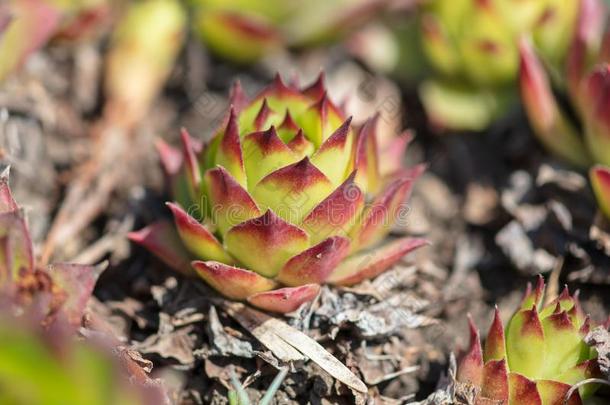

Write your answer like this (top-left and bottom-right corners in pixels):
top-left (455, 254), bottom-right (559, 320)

top-left (129, 74), bottom-right (427, 313)
top-left (417, 0), bottom-right (579, 130)
top-left (458, 278), bottom-right (601, 405)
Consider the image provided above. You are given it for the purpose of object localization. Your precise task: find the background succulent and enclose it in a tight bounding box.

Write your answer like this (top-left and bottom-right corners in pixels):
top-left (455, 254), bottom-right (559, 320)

top-left (457, 277), bottom-right (601, 405)
top-left (190, 0), bottom-right (390, 64)
top-left (416, 0), bottom-right (580, 131)
top-left (517, 0), bottom-right (610, 222)
top-left (129, 73), bottom-right (427, 313)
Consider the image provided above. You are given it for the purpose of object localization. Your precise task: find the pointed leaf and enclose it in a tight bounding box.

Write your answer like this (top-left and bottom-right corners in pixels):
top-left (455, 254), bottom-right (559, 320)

top-left (204, 166), bottom-right (261, 236)
top-left (215, 108), bottom-right (246, 187)
top-left (277, 236), bottom-right (350, 286)
top-left (539, 311), bottom-right (583, 378)
top-left (481, 359), bottom-right (509, 401)
top-left (225, 210), bottom-right (309, 278)
top-left (506, 307), bottom-right (545, 379)
top-left (508, 373), bottom-right (542, 405)
top-left (297, 93), bottom-right (344, 148)
top-left (310, 118), bottom-right (354, 186)
top-left (350, 172), bottom-right (420, 251)
top-left (0, 213), bottom-right (33, 283)
top-left (328, 237), bottom-right (428, 286)
top-left (247, 284), bottom-right (320, 313)
top-left (518, 38), bottom-right (590, 167)
top-left (353, 117), bottom-right (381, 194)
top-left (484, 306), bottom-right (506, 362)
top-left (252, 158), bottom-right (334, 224)
top-left (537, 380), bottom-right (582, 405)
top-left (286, 129), bottom-right (314, 159)
top-left (301, 171), bottom-right (364, 245)
top-left (47, 263), bottom-right (103, 328)
top-left (0, 168), bottom-right (17, 214)
top-left (457, 316), bottom-right (484, 387)
top-left (242, 126), bottom-right (299, 189)
top-left (192, 261), bottom-right (276, 300)
top-left (166, 202), bottom-right (234, 264)
top-left (127, 220), bottom-right (193, 275)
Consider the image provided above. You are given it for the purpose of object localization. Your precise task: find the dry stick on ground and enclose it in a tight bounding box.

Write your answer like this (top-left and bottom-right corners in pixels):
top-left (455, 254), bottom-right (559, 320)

top-left (40, 122), bottom-right (131, 265)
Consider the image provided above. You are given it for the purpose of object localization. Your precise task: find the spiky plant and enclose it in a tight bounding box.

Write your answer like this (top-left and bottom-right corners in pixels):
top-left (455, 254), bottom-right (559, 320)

top-left (0, 169), bottom-right (100, 330)
top-left (129, 73), bottom-right (427, 313)
top-left (518, 0), bottom-right (610, 220)
top-left (458, 277), bottom-right (601, 405)
top-left (190, 0), bottom-right (387, 64)
top-left (518, 0), bottom-right (609, 168)
top-left (416, 0), bottom-right (581, 131)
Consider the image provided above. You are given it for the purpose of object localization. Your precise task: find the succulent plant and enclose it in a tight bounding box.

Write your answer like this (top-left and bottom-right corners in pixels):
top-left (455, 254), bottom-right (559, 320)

top-left (129, 73), bottom-right (427, 313)
top-left (457, 277), bottom-right (601, 405)
top-left (518, 0), bottom-right (609, 168)
top-left (0, 168), bottom-right (100, 330)
top-left (190, 0), bottom-right (388, 64)
top-left (517, 0), bottom-right (610, 220)
top-left (416, 0), bottom-right (580, 131)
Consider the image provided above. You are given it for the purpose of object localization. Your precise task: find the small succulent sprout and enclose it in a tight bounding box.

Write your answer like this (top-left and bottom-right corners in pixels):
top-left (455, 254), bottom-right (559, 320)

top-left (0, 169), bottom-right (101, 330)
top-left (457, 277), bottom-right (601, 405)
top-left (417, 0), bottom-right (580, 131)
top-left (130, 73), bottom-right (427, 313)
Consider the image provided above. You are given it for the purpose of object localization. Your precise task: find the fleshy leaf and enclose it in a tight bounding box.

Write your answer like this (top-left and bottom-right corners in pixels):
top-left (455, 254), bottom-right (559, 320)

top-left (353, 117), bottom-right (381, 194)
top-left (556, 360), bottom-right (600, 399)
top-left (47, 263), bottom-right (102, 329)
top-left (539, 311), bottom-right (583, 378)
top-left (192, 261), bottom-right (276, 300)
top-left (506, 307), bottom-right (545, 379)
top-left (519, 275), bottom-right (545, 311)
top-left (127, 220), bottom-right (193, 275)
top-left (215, 108), bottom-right (247, 187)
top-left (247, 284), bottom-right (320, 313)
top-left (508, 373), bottom-right (542, 405)
top-left (0, 168), bottom-right (18, 214)
top-left (277, 236), bottom-right (350, 286)
top-left (242, 126), bottom-right (299, 189)
top-left (166, 202), bottom-right (234, 264)
top-left (204, 166), bottom-right (261, 236)
top-left (301, 171), bottom-right (364, 245)
top-left (350, 171), bottom-right (421, 251)
top-left (518, 38), bottom-right (590, 167)
top-left (484, 306), bottom-right (506, 362)
top-left (0, 213), bottom-right (34, 283)
top-left (328, 237), bottom-right (428, 286)
top-left (310, 117), bottom-right (354, 187)
top-left (481, 359), bottom-right (509, 401)
top-left (180, 128), bottom-right (203, 202)
top-left (457, 315), bottom-right (484, 386)
top-left (251, 157), bottom-right (334, 224)
top-left (224, 210), bottom-right (309, 278)
top-left (537, 379), bottom-right (582, 405)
